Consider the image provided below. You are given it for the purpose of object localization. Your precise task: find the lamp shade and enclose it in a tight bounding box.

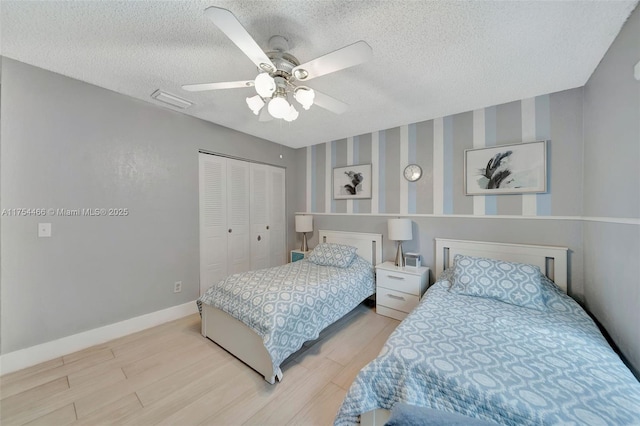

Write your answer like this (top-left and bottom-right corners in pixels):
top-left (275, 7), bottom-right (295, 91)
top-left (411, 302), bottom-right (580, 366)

top-left (283, 104), bottom-right (299, 122)
top-left (295, 215), bottom-right (313, 233)
top-left (388, 218), bottom-right (412, 241)
top-left (254, 73), bottom-right (275, 98)
top-left (268, 96), bottom-right (290, 119)
top-left (294, 87), bottom-right (315, 110)
top-left (245, 95), bottom-right (265, 115)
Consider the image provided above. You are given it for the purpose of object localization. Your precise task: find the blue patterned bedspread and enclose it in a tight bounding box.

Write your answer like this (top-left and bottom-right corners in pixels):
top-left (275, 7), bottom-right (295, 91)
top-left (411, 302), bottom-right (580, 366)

top-left (197, 256), bottom-right (374, 378)
top-left (335, 271), bottom-right (640, 425)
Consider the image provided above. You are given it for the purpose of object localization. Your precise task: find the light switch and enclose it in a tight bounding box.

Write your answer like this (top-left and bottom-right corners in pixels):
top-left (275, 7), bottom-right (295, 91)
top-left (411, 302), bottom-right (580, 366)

top-left (38, 223), bottom-right (52, 237)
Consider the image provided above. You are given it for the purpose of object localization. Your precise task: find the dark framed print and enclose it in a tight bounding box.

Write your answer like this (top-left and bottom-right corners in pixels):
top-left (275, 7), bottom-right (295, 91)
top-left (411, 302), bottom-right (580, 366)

top-left (465, 141), bottom-right (547, 195)
top-left (333, 164), bottom-right (372, 199)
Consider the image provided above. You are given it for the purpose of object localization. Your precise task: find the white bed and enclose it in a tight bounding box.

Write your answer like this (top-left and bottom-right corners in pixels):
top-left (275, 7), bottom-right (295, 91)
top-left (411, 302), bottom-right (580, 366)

top-left (200, 230), bottom-right (382, 384)
top-left (360, 238), bottom-right (569, 426)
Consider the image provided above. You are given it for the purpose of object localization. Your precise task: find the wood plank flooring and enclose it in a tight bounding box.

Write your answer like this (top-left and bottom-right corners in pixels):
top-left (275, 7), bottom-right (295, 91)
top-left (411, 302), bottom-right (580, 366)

top-left (1, 303), bottom-right (399, 426)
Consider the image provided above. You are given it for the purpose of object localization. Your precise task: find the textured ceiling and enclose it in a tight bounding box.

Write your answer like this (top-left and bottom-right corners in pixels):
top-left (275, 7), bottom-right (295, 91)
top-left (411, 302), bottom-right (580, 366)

top-left (1, 1), bottom-right (637, 149)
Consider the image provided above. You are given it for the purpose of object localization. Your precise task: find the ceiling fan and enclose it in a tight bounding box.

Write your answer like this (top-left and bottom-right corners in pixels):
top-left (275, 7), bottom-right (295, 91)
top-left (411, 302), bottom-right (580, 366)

top-left (182, 7), bottom-right (372, 122)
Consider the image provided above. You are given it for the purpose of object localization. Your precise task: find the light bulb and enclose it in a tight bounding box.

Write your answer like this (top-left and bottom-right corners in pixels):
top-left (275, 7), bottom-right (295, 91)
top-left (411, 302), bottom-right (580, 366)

top-left (294, 87), bottom-right (315, 110)
top-left (268, 96), bottom-right (290, 119)
top-left (245, 95), bottom-right (265, 115)
top-left (254, 73), bottom-right (275, 98)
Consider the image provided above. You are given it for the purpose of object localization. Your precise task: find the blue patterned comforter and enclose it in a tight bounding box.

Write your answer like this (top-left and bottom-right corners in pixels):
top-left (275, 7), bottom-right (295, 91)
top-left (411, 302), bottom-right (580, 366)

top-left (335, 271), bottom-right (640, 425)
top-left (197, 256), bottom-right (374, 378)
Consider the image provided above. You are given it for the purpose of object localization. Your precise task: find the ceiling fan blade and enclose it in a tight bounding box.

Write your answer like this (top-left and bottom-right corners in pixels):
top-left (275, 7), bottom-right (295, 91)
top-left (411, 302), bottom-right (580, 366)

top-left (182, 80), bottom-right (254, 92)
top-left (313, 90), bottom-right (348, 115)
top-left (204, 7), bottom-right (275, 72)
top-left (258, 103), bottom-right (273, 122)
top-left (292, 41), bottom-right (372, 82)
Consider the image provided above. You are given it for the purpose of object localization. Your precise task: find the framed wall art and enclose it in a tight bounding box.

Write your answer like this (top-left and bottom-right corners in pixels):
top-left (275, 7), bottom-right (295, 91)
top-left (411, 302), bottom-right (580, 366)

top-left (465, 140), bottom-right (547, 195)
top-left (333, 164), bottom-right (372, 199)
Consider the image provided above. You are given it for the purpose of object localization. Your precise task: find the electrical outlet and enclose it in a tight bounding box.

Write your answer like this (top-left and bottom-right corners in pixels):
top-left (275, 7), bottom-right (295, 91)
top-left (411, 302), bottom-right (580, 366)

top-left (173, 281), bottom-right (182, 293)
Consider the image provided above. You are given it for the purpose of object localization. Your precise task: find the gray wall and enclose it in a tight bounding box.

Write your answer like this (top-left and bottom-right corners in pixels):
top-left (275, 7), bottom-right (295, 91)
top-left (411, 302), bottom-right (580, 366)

top-left (302, 89), bottom-right (584, 218)
top-left (582, 6), bottom-right (639, 376)
top-left (0, 58), bottom-right (299, 354)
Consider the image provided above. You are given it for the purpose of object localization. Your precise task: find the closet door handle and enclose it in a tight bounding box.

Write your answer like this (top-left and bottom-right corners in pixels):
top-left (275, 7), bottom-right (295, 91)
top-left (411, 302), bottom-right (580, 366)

top-left (257, 235), bottom-right (262, 241)
top-left (228, 229), bottom-right (232, 233)
top-left (387, 294), bottom-right (406, 301)
top-left (266, 225), bottom-right (269, 230)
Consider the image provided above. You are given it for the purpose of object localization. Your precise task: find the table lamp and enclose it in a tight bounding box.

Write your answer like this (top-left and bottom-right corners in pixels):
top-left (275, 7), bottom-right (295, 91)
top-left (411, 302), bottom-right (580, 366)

top-left (295, 215), bottom-right (313, 251)
top-left (388, 218), bottom-right (412, 267)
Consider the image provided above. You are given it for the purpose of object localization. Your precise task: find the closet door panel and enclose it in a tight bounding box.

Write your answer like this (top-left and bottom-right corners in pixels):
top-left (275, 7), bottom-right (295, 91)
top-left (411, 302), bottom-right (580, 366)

top-left (268, 166), bottom-right (286, 267)
top-left (250, 164), bottom-right (270, 271)
top-left (226, 158), bottom-right (251, 275)
top-left (199, 154), bottom-right (228, 295)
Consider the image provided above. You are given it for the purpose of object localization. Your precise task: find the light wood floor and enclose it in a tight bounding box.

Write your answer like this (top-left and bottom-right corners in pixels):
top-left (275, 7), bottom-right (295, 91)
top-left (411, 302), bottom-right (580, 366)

top-left (1, 303), bottom-right (399, 426)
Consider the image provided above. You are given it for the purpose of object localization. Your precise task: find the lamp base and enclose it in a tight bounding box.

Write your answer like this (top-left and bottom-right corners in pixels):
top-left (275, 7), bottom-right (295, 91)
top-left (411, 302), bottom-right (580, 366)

top-left (395, 242), bottom-right (405, 267)
top-left (301, 233), bottom-right (308, 252)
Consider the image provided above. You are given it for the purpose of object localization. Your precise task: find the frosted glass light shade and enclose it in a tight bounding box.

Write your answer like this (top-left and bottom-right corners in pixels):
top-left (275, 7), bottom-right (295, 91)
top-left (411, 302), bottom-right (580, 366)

top-left (254, 73), bottom-right (276, 98)
top-left (268, 96), bottom-right (290, 119)
top-left (283, 105), bottom-right (299, 122)
top-left (294, 87), bottom-right (315, 110)
top-left (388, 218), bottom-right (412, 241)
top-left (245, 95), bottom-right (265, 115)
top-left (295, 215), bottom-right (313, 232)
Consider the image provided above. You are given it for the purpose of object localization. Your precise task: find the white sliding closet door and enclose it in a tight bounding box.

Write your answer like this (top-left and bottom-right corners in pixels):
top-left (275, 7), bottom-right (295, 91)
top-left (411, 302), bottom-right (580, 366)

top-left (268, 167), bottom-right (286, 267)
top-left (199, 154), bottom-right (228, 295)
top-left (226, 159), bottom-right (251, 276)
top-left (199, 153), bottom-right (286, 295)
top-left (250, 164), bottom-right (270, 270)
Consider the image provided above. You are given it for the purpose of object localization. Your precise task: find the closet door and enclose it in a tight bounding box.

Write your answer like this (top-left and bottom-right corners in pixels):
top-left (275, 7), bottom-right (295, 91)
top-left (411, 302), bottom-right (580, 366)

top-left (199, 154), bottom-right (228, 295)
top-left (226, 158), bottom-right (251, 276)
top-left (268, 166), bottom-right (286, 267)
top-left (200, 155), bottom-right (284, 295)
top-left (250, 164), bottom-right (270, 270)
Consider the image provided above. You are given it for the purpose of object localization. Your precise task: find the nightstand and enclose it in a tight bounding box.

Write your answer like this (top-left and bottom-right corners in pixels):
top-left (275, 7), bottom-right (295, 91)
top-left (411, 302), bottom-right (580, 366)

top-left (375, 261), bottom-right (429, 320)
top-left (290, 250), bottom-right (311, 263)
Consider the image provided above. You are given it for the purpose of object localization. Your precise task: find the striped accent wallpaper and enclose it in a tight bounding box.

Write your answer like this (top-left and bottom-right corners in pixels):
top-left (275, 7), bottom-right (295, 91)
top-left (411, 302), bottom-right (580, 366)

top-left (305, 88), bottom-right (584, 217)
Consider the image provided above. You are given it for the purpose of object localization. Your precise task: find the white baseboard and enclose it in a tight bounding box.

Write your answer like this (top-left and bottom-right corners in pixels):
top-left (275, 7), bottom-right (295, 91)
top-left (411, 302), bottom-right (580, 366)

top-left (0, 301), bottom-right (198, 376)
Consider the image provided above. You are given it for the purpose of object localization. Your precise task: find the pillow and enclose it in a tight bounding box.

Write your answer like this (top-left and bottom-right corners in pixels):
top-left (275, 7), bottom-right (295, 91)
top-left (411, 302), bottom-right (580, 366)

top-left (436, 267), bottom-right (455, 287)
top-left (307, 243), bottom-right (357, 268)
top-left (450, 254), bottom-right (547, 311)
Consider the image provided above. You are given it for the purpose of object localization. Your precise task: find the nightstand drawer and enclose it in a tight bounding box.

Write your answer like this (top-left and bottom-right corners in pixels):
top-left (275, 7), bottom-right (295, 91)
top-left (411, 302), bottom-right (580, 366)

top-left (377, 287), bottom-right (420, 313)
top-left (376, 269), bottom-right (423, 295)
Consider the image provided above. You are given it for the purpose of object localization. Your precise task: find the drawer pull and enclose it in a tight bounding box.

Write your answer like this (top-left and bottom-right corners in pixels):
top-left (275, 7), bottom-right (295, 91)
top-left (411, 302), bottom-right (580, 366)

top-left (386, 293), bottom-right (406, 301)
top-left (388, 275), bottom-right (405, 280)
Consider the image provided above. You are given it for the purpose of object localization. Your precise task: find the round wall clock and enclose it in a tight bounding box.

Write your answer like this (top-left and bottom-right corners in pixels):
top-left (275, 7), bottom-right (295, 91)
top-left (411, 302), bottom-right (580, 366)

top-left (403, 164), bottom-right (422, 182)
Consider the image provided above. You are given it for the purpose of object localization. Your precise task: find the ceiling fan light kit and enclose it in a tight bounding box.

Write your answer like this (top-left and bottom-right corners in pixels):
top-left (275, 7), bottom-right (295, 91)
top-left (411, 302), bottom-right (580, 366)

top-left (247, 71), bottom-right (312, 121)
top-left (182, 6), bottom-right (372, 123)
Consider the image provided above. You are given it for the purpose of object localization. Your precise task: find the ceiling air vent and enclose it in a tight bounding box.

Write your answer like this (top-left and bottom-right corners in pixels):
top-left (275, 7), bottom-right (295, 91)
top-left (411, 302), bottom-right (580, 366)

top-left (151, 89), bottom-right (193, 109)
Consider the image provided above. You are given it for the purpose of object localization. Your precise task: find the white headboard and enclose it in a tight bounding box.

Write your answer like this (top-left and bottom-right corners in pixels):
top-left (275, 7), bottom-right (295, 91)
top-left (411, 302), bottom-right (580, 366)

top-left (435, 238), bottom-right (569, 293)
top-left (319, 230), bottom-right (383, 266)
